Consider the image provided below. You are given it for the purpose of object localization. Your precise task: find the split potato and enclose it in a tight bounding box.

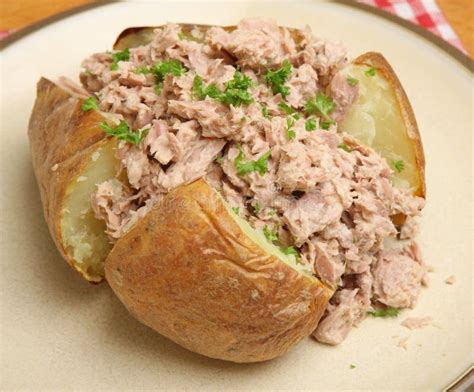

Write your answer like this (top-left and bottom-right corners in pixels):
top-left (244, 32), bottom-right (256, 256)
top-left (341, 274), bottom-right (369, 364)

top-left (106, 179), bottom-right (332, 362)
top-left (28, 78), bottom-right (116, 282)
top-left (339, 52), bottom-right (426, 198)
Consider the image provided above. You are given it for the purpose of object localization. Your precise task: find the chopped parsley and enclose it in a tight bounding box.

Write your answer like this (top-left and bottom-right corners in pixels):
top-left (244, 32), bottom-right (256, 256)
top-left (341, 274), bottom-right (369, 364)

top-left (100, 121), bottom-right (149, 145)
top-left (231, 207), bottom-right (240, 215)
top-left (350, 364), bottom-right (356, 369)
top-left (365, 66), bottom-right (376, 77)
top-left (152, 59), bottom-right (187, 78)
top-left (263, 225), bottom-right (279, 242)
top-left (392, 159), bottom-right (405, 173)
top-left (234, 146), bottom-right (272, 176)
top-left (81, 96), bottom-right (98, 112)
top-left (337, 143), bottom-right (352, 152)
top-left (282, 246), bottom-right (300, 261)
top-left (320, 120), bottom-right (333, 130)
top-left (215, 155), bottom-right (224, 163)
top-left (154, 84), bottom-right (163, 95)
top-left (264, 59), bottom-right (292, 98)
top-left (286, 117), bottom-right (296, 140)
top-left (305, 93), bottom-right (336, 126)
top-left (178, 31), bottom-right (186, 41)
top-left (261, 105), bottom-right (269, 118)
top-left (347, 76), bottom-right (359, 86)
top-left (278, 101), bottom-right (296, 115)
top-left (305, 118), bottom-right (316, 132)
top-left (134, 60), bottom-right (187, 95)
top-left (254, 200), bottom-right (262, 213)
top-left (367, 307), bottom-right (400, 318)
top-left (192, 70), bottom-right (254, 106)
top-left (110, 48), bottom-right (130, 71)
top-left (133, 65), bottom-right (152, 75)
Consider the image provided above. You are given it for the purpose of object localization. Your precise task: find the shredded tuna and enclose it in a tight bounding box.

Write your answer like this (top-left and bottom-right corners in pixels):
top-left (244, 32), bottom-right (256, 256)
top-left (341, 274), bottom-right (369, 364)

top-left (401, 317), bottom-right (432, 330)
top-left (79, 18), bottom-right (426, 345)
top-left (444, 275), bottom-right (456, 285)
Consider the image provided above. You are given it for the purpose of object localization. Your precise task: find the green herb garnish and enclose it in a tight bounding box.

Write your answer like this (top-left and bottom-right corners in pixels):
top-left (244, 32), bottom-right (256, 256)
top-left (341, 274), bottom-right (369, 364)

top-left (133, 65), bottom-right (152, 75)
top-left (320, 120), bottom-right (333, 130)
top-left (337, 143), bottom-right (352, 152)
top-left (305, 93), bottom-right (336, 125)
top-left (263, 225), bottom-right (279, 242)
top-left (347, 76), bottom-right (359, 86)
top-left (192, 70), bottom-right (254, 106)
top-left (286, 117), bottom-right (296, 140)
top-left (234, 146), bottom-right (272, 176)
top-left (231, 207), bottom-right (240, 215)
top-left (392, 160), bottom-right (405, 173)
top-left (367, 307), bottom-right (400, 318)
top-left (282, 246), bottom-right (300, 261)
top-left (305, 118), bottom-right (316, 132)
top-left (100, 121), bottom-right (149, 145)
top-left (178, 31), bottom-right (186, 41)
top-left (110, 48), bottom-right (130, 71)
top-left (81, 96), bottom-right (98, 112)
top-left (261, 105), bottom-right (269, 118)
top-left (152, 59), bottom-right (187, 78)
top-left (254, 200), bottom-right (262, 213)
top-left (278, 101), bottom-right (296, 115)
top-left (264, 59), bottom-right (292, 98)
top-left (365, 66), bottom-right (376, 77)
top-left (350, 364), bottom-right (356, 369)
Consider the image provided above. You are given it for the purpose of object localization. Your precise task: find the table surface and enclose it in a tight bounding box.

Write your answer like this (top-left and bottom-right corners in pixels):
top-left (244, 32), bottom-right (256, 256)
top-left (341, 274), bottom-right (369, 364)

top-left (2, 0), bottom-right (473, 56)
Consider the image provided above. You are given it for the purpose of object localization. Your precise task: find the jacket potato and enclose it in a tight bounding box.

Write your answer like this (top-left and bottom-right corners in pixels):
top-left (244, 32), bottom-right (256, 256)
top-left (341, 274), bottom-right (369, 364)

top-left (28, 20), bottom-right (426, 361)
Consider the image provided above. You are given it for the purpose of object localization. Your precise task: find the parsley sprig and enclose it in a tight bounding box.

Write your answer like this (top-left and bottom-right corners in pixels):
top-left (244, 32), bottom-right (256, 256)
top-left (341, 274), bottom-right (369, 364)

top-left (110, 48), bottom-right (130, 71)
top-left (391, 160), bottom-right (405, 173)
top-left (365, 66), bottom-right (377, 77)
top-left (234, 146), bottom-right (272, 176)
top-left (134, 59), bottom-right (187, 95)
top-left (263, 225), bottom-right (279, 242)
top-left (264, 60), bottom-right (292, 98)
top-left (192, 70), bottom-right (254, 106)
top-left (286, 117), bottom-right (296, 140)
top-left (305, 92), bottom-right (336, 127)
top-left (100, 121), bottom-right (149, 145)
top-left (367, 307), bottom-right (400, 318)
top-left (81, 96), bottom-right (98, 112)
top-left (282, 246), bottom-right (300, 261)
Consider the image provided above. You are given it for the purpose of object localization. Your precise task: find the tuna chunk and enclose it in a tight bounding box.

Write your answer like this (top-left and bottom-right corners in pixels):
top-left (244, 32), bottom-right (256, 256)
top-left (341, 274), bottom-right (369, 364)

top-left (328, 70), bottom-right (359, 122)
top-left (207, 18), bottom-right (296, 68)
top-left (372, 243), bottom-right (426, 308)
top-left (283, 182), bottom-right (343, 245)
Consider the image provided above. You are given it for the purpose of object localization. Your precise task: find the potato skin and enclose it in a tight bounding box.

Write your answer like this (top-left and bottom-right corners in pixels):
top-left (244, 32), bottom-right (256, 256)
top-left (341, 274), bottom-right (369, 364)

top-left (105, 179), bottom-right (333, 363)
top-left (353, 52), bottom-right (426, 198)
top-left (28, 78), bottom-right (108, 282)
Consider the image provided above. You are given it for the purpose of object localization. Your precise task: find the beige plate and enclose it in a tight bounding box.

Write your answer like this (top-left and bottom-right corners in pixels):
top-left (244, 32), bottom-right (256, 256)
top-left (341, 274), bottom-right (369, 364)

top-left (0, 1), bottom-right (472, 390)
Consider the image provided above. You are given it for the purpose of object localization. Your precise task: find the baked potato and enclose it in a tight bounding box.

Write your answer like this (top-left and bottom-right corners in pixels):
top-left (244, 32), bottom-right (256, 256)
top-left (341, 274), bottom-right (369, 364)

top-left (29, 20), bottom-right (426, 362)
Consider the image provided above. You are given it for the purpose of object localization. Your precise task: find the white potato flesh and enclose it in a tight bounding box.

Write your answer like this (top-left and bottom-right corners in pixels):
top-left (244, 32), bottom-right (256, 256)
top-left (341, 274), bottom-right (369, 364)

top-left (61, 140), bottom-right (117, 279)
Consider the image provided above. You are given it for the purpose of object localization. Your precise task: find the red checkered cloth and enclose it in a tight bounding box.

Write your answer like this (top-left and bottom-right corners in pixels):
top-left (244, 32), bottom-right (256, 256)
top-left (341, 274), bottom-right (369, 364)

top-left (0, 1), bottom-right (467, 54)
top-left (358, 0), bottom-right (466, 53)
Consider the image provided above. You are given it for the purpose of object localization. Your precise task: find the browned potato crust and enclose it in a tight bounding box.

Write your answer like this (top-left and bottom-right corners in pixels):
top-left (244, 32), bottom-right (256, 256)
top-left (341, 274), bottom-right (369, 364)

top-left (28, 78), bottom-right (110, 282)
top-left (105, 179), bottom-right (333, 363)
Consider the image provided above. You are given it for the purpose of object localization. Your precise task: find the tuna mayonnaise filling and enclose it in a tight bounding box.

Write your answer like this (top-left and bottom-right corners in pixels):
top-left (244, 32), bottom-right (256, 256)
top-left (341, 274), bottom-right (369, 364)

top-left (78, 18), bottom-right (426, 345)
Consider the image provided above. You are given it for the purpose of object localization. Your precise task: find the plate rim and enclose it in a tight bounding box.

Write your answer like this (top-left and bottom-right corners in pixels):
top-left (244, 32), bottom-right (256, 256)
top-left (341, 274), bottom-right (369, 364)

top-left (0, 0), bottom-right (473, 72)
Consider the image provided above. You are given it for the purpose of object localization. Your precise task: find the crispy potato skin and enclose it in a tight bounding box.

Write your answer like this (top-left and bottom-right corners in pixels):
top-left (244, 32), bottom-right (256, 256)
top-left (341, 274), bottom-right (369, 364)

top-left (106, 179), bottom-right (333, 363)
top-left (28, 78), bottom-right (107, 282)
top-left (353, 52), bottom-right (426, 198)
